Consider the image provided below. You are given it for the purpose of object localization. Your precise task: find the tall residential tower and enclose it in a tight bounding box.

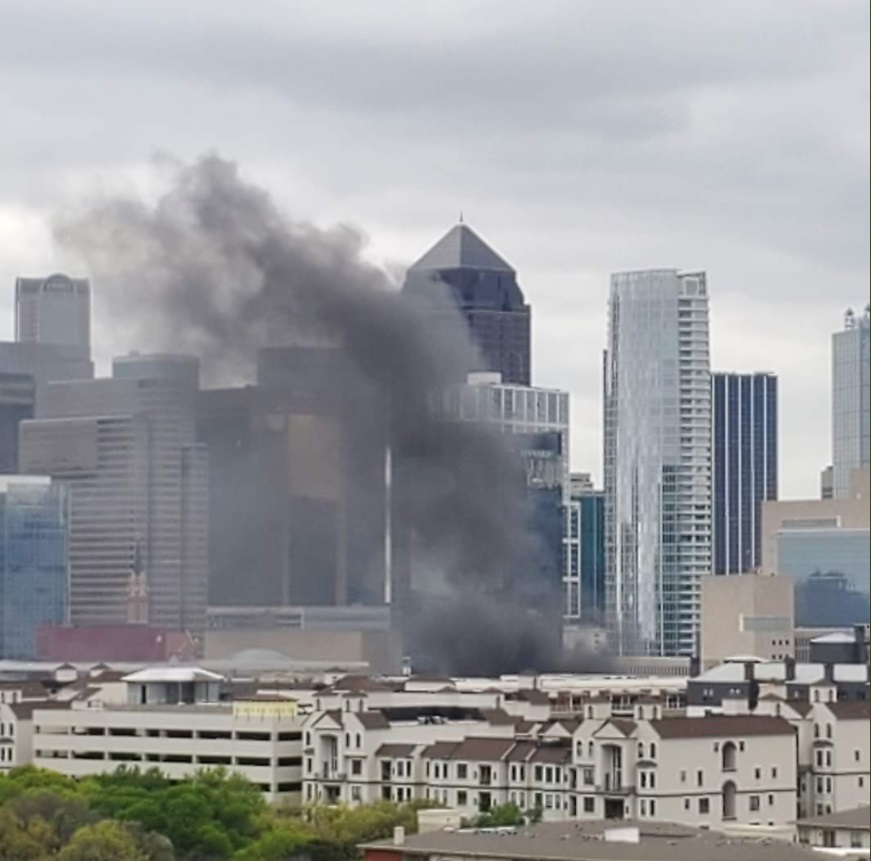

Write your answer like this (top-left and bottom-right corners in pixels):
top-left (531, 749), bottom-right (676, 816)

top-left (832, 306), bottom-right (870, 498)
top-left (712, 372), bottom-right (778, 574)
top-left (604, 270), bottom-right (712, 656)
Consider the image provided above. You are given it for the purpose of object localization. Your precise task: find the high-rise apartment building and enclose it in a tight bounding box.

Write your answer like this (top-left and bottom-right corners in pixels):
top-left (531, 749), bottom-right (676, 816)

top-left (19, 374), bottom-right (207, 634)
top-left (0, 476), bottom-right (69, 659)
top-left (712, 372), bottom-right (778, 574)
top-left (564, 473), bottom-right (605, 622)
top-left (832, 306), bottom-right (870, 498)
top-left (402, 224), bottom-right (531, 385)
top-left (15, 274), bottom-right (91, 355)
top-left (604, 270), bottom-right (712, 656)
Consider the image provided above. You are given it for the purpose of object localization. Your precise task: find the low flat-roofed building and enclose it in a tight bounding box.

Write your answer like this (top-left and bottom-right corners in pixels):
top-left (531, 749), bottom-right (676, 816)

top-left (797, 804), bottom-right (871, 852)
top-left (361, 820), bottom-right (824, 861)
top-left (30, 666), bottom-right (304, 803)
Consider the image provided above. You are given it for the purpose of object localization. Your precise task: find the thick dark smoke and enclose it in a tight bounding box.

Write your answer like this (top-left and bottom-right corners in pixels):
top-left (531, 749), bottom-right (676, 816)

top-left (53, 154), bottom-right (601, 675)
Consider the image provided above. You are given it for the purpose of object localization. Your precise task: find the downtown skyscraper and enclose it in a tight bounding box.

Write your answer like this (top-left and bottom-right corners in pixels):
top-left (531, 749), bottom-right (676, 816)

top-left (402, 223), bottom-right (531, 385)
top-left (604, 270), bottom-right (712, 656)
top-left (831, 305), bottom-right (870, 498)
top-left (712, 372), bottom-right (778, 574)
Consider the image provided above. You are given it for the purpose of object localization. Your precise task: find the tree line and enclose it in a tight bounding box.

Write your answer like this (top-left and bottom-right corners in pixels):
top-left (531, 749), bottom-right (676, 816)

top-left (0, 767), bottom-right (430, 860)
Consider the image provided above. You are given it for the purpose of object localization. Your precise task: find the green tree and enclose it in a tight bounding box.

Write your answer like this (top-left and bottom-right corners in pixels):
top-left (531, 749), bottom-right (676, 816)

top-left (57, 820), bottom-right (148, 861)
top-left (0, 808), bottom-right (50, 861)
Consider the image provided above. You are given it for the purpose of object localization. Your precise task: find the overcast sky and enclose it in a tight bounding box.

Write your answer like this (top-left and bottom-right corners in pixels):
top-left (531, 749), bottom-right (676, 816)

top-left (0, 0), bottom-right (867, 497)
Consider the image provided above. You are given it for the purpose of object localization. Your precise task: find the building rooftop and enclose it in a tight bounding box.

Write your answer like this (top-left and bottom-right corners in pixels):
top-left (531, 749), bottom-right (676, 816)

top-left (650, 715), bottom-right (793, 740)
top-left (695, 661), bottom-right (869, 685)
top-left (408, 223), bottom-right (514, 272)
top-left (797, 804), bottom-right (871, 831)
top-left (362, 821), bottom-right (822, 861)
top-left (121, 667), bottom-right (224, 684)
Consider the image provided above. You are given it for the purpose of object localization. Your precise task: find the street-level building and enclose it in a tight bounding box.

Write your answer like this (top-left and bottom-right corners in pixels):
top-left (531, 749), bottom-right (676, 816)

top-left (797, 805), bottom-right (871, 852)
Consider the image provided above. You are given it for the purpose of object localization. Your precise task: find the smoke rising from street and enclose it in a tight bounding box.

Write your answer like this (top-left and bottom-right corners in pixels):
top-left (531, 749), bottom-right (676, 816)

top-left (54, 154), bottom-right (601, 675)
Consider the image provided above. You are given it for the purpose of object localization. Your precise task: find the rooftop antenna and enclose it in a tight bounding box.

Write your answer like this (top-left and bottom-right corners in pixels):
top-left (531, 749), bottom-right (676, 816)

top-left (458, 211), bottom-right (464, 224)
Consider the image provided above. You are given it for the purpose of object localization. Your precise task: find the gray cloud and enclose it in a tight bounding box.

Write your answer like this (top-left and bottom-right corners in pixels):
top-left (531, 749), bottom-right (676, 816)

top-left (0, 0), bottom-right (867, 496)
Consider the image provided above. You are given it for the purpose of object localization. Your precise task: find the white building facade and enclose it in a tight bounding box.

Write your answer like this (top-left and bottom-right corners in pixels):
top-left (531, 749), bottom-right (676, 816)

top-left (604, 270), bottom-right (712, 656)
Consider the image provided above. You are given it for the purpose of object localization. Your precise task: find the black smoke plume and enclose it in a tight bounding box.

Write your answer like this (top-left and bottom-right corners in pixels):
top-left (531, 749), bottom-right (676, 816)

top-left (53, 154), bottom-right (598, 675)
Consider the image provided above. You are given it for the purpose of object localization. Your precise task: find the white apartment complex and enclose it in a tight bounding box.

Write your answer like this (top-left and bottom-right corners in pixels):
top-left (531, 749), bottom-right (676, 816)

top-left (303, 700), bottom-right (799, 830)
top-left (604, 270), bottom-right (712, 657)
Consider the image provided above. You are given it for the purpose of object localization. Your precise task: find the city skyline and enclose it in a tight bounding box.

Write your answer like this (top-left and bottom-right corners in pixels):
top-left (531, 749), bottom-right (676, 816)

top-left (0, 1), bottom-right (866, 500)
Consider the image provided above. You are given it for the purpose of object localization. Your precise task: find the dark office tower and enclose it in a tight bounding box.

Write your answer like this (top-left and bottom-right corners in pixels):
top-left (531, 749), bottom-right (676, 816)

top-left (19, 376), bottom-right (208, 634)
top-left (712, 372), bottom-right (778, 574)
top-left (402, 224), bottom-right (531, 385)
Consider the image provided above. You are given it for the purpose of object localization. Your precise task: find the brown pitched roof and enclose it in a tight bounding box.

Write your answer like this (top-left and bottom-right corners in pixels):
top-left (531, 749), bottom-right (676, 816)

top-left (797, 805), bottom-right (871, 831)
top-left (514, 720), bottom-right (538, 735)
top-left (826, 701), bottom-right (871, 721)
top-left (449, 736), bottom-right (517, 762)
top-left (651, 715), bottom-right (794, 739)
top-left (355, 711), bottom-right (390, 729)
top-left (375, 743), bottom-right (417, 758)
top-left (786, 701), bottom-right (813, 717)
top-left (505, 740), bottom-right (537, 762)
top-left (530, 744), bottom-right (572, 764)
top-left (422, 741), bottom-right (460, 759)
top-left (593, 718), bottom-right (636, 737)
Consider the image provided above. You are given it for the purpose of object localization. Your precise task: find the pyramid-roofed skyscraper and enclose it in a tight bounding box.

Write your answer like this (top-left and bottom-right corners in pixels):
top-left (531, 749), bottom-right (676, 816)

top-left (402, 223), bottom-right (531, 385)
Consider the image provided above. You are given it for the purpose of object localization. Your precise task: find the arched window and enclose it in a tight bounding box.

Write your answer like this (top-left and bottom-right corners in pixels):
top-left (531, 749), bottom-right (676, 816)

top-left (826, 724), bottom-right (833, 739)
top-left (721, 741), bottom-right (737, 772)
top-left (650, 743), bottom-right (657, 759)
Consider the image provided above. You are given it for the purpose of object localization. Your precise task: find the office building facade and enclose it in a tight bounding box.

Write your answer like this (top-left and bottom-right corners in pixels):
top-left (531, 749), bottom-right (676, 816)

top-left (426, 374), bottom-right (569, 614)
top-left (564, 474), bottom-right (605, 622)
top-left (761, 470), bottom-right (870, 628)
top-left (19, 376), bottom-right (207, 634)
top-left (832, 306), bottom-right (870, 498)
top-left (0, 476), bottom-right (69, 659)
top-left (604, 270), bottom-right (712, 656)
top-left (15, 274), bottom-right (91, 355)
top-left (712, 372), bottom-right (778, 574)
top-left (402, 224), bottom-right (531, 385)
top-left (197, 346), bottom-right (387, 609)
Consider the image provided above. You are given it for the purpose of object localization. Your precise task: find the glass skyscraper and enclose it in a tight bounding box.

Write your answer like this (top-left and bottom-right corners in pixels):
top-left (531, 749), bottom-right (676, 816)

top-left (564, 474), bottom-right (605, 622)
top-left (0, 476), bottom-right (69, 659)
top-left (712, 372), bottom-right (778, 574)
top-left (604, 270), bottom-right (712, 656)
top-left (832, 306), bottom-right (870, 498)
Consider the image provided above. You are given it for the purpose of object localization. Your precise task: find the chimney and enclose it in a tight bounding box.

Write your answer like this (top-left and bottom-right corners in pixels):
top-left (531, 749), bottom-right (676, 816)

top-left (393, 827), bottom-right (405, 847)
top-left (689, 655), bottom-right (701, 678)
top-left (743, 661), bottom-right (756, 682)
top-left (784, 657), bottom-right (796, 681)
top-left (823, 663), bottom-right (835, 684)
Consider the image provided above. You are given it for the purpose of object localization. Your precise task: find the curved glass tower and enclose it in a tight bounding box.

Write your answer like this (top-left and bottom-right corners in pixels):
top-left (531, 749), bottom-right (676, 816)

top-left (604, 270), bottom-right (711, 656)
